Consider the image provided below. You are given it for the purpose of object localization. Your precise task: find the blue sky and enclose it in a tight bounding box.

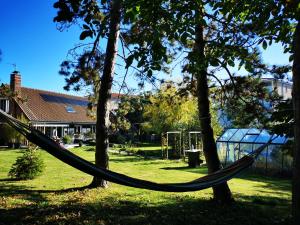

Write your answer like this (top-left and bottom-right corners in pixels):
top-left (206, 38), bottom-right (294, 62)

top-left (0, 0), bottom-right (291, 96)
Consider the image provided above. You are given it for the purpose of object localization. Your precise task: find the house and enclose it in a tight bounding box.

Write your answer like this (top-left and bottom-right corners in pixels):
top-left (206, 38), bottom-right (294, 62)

top-left (0, 71), bottom-right (122, 142)
top-left (261, 77), bottom-right (292, 100)
top-left (217, 76), bottom-right (293, 128)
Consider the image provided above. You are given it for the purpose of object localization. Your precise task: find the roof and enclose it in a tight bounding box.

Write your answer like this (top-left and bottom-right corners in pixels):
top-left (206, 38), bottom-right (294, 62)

top-left (261, 77), bottom-right (293, 86)
top-left (216, 128), bottom-right (287, 145)
top-left (17, 87), bottom-right (96, 124)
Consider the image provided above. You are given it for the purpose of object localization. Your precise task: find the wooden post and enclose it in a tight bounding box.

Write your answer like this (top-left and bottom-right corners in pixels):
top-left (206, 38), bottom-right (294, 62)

top-left (166, 133), bottom-right (169, 159)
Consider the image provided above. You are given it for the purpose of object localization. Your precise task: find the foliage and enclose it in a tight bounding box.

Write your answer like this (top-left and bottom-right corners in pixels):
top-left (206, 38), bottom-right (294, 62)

top-left (268, 99), bottom-right (294, 138)
top-left (142, 83), bottom-right (222, 136)
top-left (62, 135), bottom-right (73, 144)
top-left (143, 84), bottom-right (197, 134)
top-left (1, 123), bottom-right (23, 145)
top-left (1, 115), bottom-right (28, 146)
top-left (212, 76), bottom-right (283, 128)
top-left (8, 148), bottom-right (44, 180)
top-left (59, 51), bottom-right (105, 118)
top-left (84, 131), bottom-right (96, 140)
top-left (111, 94), bottom-right (150, 136)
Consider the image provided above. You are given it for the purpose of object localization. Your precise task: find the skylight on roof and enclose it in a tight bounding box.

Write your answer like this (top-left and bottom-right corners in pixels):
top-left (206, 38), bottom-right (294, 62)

top-left (40, 94), bottom-right (88, 106)
top-left (66, 106), bottom-right (76, 113)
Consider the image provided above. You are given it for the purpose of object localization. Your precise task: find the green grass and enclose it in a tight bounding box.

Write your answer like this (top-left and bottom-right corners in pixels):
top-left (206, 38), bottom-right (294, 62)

top-left (0, 147), bottom-right (292, 225)
top-left (111, 145), bottom-right (162, 157)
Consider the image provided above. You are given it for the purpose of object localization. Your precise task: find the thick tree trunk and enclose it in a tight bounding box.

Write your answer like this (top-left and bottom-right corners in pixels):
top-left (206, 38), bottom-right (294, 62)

top-left (194, 22), bottom-right (233, 203)
top-left (292, 18), bottom-right (300, 225)
top-left (90, 0), bottom-right (122, 188)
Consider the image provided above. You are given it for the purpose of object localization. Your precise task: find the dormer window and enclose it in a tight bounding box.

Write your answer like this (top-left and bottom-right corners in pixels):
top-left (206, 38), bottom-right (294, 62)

top-left (0, 99), bottom-right (9, 113)
top-left (66, 106), bottom-right (76, 113)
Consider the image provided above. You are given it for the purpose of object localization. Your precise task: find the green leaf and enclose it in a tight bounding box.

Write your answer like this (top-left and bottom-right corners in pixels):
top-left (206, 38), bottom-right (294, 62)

top-left (262, 40), bottom-right (268, 50)
top-left (83, 24), bottom-right (90, 30)
top-left (180, 32), bottom-right (189, 45)
top-left (79, 30), bottom-right (93, 40)
top-left (147, 69), bottom-right (153, 77)
top-left (126, 55), bottom-right (134, 68)
top-left (228, 59), bottom-right (235, 67)
top-left (210, 58), bottom-right (219, 67)
top-left (289, 54), bottom-right (294, 62)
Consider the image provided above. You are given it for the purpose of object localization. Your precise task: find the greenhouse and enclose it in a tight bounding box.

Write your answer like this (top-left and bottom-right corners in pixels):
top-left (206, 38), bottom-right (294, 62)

top-left (216, 128), bottom-right (292, 175)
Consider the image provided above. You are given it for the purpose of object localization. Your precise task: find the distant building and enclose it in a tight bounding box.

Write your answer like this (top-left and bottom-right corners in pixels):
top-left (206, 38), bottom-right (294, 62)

top-left (261, 77), bottom-right (292, 100)
top-left (0, 71), bottom-right (123, 141)
top-left (217, 77), bottom-right (293, 128)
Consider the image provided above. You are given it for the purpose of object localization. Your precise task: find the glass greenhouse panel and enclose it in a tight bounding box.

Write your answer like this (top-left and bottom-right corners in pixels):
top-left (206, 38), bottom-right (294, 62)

top-left (239, 143), bottom-right (253, 157)
top-left (226, 143), bottom-right (236, 164)
top-left (229, 129), bottom-right (249, 142)
top-left (252, 144), bottom-right (266, 170)
top-left (247, 128), bottom-right (261, 134)
top-left (218, 129), bottom-right (238, 141)
top-left (271, 135), bottom-right (287, 144)
top-left (217, 142), bottom-right (227, 163)
top-left (241, 134), bottom-right (259, 143)
top-left (216, 128), bottom-right (289, 174)
top-left (267, 145), bottom-right (284, 171)
top-left (255, 130), bottom-right (272, 143)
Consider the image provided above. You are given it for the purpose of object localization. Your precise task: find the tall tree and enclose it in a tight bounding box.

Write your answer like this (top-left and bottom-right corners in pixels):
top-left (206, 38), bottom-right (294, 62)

top-left (122, 0), bottom-right (270, 202)
top-left (292, 13), bottom-right (300, 225)
top-left (54, 0), bottom-right (123, 187)
top-left (193, 5), bottom-right (233, 203)
top-left (91, 0), bottom-right (122, 187)
top-left (222, 0), bottom-right (299, 221)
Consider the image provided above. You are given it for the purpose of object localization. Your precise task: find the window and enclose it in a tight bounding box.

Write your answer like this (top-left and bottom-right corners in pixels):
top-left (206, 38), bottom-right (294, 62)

top-left (66, 106), bottom-right (76, 113)
top-left (0, 99), bottom-right (9, 113)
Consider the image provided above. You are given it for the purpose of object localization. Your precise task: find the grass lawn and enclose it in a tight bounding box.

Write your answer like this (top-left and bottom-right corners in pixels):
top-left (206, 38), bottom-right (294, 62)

top-left (0, 146), bottom-right (292, 225)
top-left (111, 144), bottom-right (162, 157)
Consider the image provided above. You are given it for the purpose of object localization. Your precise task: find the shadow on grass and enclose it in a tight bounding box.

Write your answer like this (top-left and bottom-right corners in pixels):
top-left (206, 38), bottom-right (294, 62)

top-left (237, 172), bottom-right (291, 192)
top-left (0, 183), bottom-right (49, 204)
top-left (0, 178), bottom-right (22, 182)
top-left (0, 194), bottom-right (291, 225)
top-left (83, 147), bottom-right (95, 152)
top-left (161, 165), bottom-right (291, 193)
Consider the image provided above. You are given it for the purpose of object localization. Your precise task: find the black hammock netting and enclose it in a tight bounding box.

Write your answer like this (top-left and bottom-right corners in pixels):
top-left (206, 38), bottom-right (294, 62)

top-left (0, 109), bottom-right (273, 192)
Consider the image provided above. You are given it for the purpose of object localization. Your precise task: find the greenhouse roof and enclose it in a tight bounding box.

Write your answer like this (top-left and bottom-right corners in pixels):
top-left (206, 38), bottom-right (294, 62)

top-left (217, 128), bottom-right (287, 145)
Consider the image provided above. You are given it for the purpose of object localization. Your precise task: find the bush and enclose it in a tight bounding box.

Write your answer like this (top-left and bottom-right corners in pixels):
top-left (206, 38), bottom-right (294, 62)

top-left (84, 131), bottom-right (95, 140)
top-left (8, 148), bottom-right (44, 180)
top-left (1, 123), bottom-right (24, 148)
top-left (62, 135), bottom-right (72, 144)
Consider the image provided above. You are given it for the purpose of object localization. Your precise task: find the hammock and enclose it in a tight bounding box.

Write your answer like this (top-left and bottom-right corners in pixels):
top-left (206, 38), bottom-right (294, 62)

top-left (0, 110), bottom-right (271, 192)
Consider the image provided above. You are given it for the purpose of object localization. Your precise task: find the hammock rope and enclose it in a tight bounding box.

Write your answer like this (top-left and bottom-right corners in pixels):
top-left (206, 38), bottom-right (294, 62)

top-left (0, 110), bottom-right (272, 192)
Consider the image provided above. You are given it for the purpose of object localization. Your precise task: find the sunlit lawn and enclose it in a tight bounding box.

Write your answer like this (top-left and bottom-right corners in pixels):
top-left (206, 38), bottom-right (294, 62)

top-left (0, 146), bottom-right (292, 225)
top-left (111, 144), bottom-right (162, 157)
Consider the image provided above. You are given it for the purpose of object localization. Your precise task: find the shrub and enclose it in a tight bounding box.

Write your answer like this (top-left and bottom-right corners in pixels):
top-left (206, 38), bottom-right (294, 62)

top-left (1, 123), bottom-right (24, 148)
top-left (84, 131), bottom-right (95, 140)
top-left (62, 135), bottom-right (72, 144)
top-left (8, 148), bottom-right (44, 180)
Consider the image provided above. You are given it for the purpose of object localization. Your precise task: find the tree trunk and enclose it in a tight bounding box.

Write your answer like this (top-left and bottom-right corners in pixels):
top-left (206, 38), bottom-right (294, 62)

top-left (90, 0), bottom-right (122, 188)
top-left (292, 18), bottom-right (300, 225)
top-left (194, 22), bottom-right (233, 203)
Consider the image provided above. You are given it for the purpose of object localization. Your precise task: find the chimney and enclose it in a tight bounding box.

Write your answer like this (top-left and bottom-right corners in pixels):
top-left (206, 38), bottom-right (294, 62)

top-left (10, 71), bottom-right (21, 92)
